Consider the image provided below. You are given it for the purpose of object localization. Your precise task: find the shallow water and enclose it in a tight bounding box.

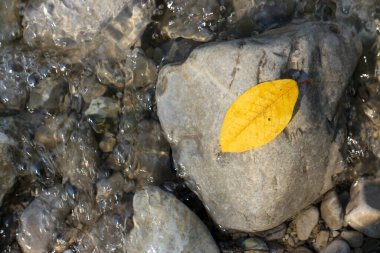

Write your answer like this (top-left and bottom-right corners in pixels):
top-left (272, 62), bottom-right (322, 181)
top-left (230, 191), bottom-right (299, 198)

top-left (0, 0), bottom-right (379, 252)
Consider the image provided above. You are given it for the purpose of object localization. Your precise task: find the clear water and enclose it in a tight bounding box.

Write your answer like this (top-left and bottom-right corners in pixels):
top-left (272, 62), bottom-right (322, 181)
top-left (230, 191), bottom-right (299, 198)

top-left (0, 0), bottom-right (379, 252)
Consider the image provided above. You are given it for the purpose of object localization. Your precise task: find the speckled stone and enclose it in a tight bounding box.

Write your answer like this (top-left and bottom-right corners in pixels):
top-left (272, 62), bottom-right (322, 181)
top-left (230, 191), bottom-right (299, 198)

top-left (125, 186), bottom-right (219, 253)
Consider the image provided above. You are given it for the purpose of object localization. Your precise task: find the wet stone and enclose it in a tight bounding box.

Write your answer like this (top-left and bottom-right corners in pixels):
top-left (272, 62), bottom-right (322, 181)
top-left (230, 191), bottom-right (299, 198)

top-left (320, 239), bottom-right (350, 253)
top-left (54, 118), bottom-right (100, 190)
top-left (107, 120), bottom-right (172, 186)
top-left (96, 172), bottom-right (135, 213)
top-left (99, 132), bottom-right (117, 153)
top-left (227, 0), bottom-right (297, 35)
top-left (23, 0), bottom-right (131, 48)
top-left (0, 132), bottom-right (17, 205)
top-left (340, 230), bottom-right (364, 248)
top-left (314, 230), bottom-right (330, 251)
top-left (241, 237), bottom-right (268, 251)
top-left (27, 77), bottom-right (68, 113)
top-left (297, 207), bottom-right (320, 241)
top-left (320, 190), bottom-right (344, 230)
top-left (160, 0), bottom-right (221, 42)
top-left (17, 185), bottom-right (75, 253)
top-left (292, 246), bottom-right (313, 253)
top-left (77, 75), bottom-right (108, 104)
top-left (85, 96), bottom-right (120, 133)
top-left (345, 177), bottom-right (380, 238)
top-left (75, 195), bottom-right (134, 252)
top-left (125, 186), bottom-right (219, 253)
top-left (0, 0), bottom-right (21, 43)
top-left (258, 223), bottom-right (287, 241)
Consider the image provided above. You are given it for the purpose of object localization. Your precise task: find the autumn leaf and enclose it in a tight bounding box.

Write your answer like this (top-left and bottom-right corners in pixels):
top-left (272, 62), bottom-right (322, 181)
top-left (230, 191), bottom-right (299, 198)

top-left (220, 79), bottom-right (299, 153)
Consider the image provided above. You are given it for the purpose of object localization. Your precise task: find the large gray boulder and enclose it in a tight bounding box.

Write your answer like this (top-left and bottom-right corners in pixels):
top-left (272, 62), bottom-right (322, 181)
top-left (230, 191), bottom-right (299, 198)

top-left (126, 186), bottom-right (219, 253)
top-left (156, 22), bottom-right (362, 232)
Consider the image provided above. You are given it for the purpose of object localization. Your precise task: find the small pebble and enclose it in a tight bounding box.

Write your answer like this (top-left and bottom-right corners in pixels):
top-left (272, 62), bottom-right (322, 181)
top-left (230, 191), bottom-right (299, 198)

top-left (340, 230), bottom-right (363, 248)
top-left (314, 230), bottom-right (330, 251)
top-left (242, 237), bottom-right (268, 251)
top-left (99, 133), bottom-right (116, 153)
top-left (321, 190), bottom-right (344, 230)
top-left (345, 178), bottom-right (380, 238)
top-left (332, 231), bottom-right (340, 238)
top-left (295, 206), bottom-right (319, 241)
top-left (292, 246), bottom-right (313, 253)
top-left (320, 239), bottom-right (350, 253)
top-left (259, 223), bottom-right (287, 241)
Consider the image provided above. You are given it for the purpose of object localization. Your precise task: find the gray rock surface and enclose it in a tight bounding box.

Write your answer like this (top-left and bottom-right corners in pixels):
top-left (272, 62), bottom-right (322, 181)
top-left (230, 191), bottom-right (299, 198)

top-left (293, 247), bottom-right (313, 253)
top-left (320, 239), bottom-right (351, 253)
top-left (321, 190), bottom-right (344, 230)
top-left (125, 186), bottom-right (219, 253)
top-left (345, 177), bottom-right (380, 238)
top-left (314, 230), bottom-right (330, 251)
top-left (17, 186), bottom-right (75, 253)
top-left (295, 206), bottom-right (319, 241)
top-left (340, 230), bottom-right (364, 248)
top-left (0, 132), bottom-right (17, 205)
top-left (156, 22), bottom-right (362, 232)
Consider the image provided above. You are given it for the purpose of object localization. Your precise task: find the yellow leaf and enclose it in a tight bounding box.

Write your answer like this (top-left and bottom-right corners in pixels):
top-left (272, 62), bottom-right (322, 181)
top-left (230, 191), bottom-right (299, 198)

top-left (220, 79), bottom-right (299, 153)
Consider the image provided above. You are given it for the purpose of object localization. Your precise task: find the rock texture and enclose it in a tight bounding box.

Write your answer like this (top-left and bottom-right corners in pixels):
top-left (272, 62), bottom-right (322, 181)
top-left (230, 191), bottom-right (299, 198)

top-left (17, 186), bottom-right (75, 253)
top-left (340, 230), bottom-right (363, 248)
top-left (160, 0), bottom-right (220, 42)
top-left (23, 0), bottom-right (129, 47)
top-left (321, 190), bottom-right (344, 230)
top-left (295, 207), bottom-right (319, 241)
top-left (228, 0), bottom-right (297, 34)
top-left (23, 0), bottom-right (154, 60)
top-left (320, 239), bottom-right (351, 253)
top-left (0, 132), bottom-right (17, 205)
top-left (345, 177), bottom-right (380, 238)
top-left (0, 0), bottom-right (21, 43)
top-left (156, 22), bottom-right (362, 232)
top-left (125, 186), bottom-right (219, 253)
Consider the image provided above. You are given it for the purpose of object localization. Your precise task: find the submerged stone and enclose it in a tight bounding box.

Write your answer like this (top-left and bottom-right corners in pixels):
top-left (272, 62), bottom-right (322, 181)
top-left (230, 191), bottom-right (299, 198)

top-left (125, 186), bottom-right (219, 253)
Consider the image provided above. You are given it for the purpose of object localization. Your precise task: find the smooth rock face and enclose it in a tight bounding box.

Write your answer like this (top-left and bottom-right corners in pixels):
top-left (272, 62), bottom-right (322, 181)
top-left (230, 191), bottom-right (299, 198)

top-left (321, 190), bottom-right (344, 230)
top-left (345, 177), bottom-right (380, 238)
top-left (295, 206), bottom-right (319, 241)
top-left (320, 239), bottom-right (350, 253)
top-left (293, 247), bottom-right (313, 253)
top-left (156, 22), bottom-right (362, 231)
top-left (125, 186), bottom-right (219, 253)
top-left (314, 230), bottom-right (330, 251)
top-left (340, 230), bottom-right (364, 248)
top-left (0, 132), bottom-right (17, 205)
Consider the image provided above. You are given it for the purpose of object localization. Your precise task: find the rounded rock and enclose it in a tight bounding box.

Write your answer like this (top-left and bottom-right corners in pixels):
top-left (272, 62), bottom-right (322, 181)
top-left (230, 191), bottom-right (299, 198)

top-left (125, 186), bottom-right (219, 253)
top-left (321, 190), bottom-right (344, 230)
top-left (320, 239), bottom-right (350, 253)
top-left (295, 206), bottom-right (319, 241)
